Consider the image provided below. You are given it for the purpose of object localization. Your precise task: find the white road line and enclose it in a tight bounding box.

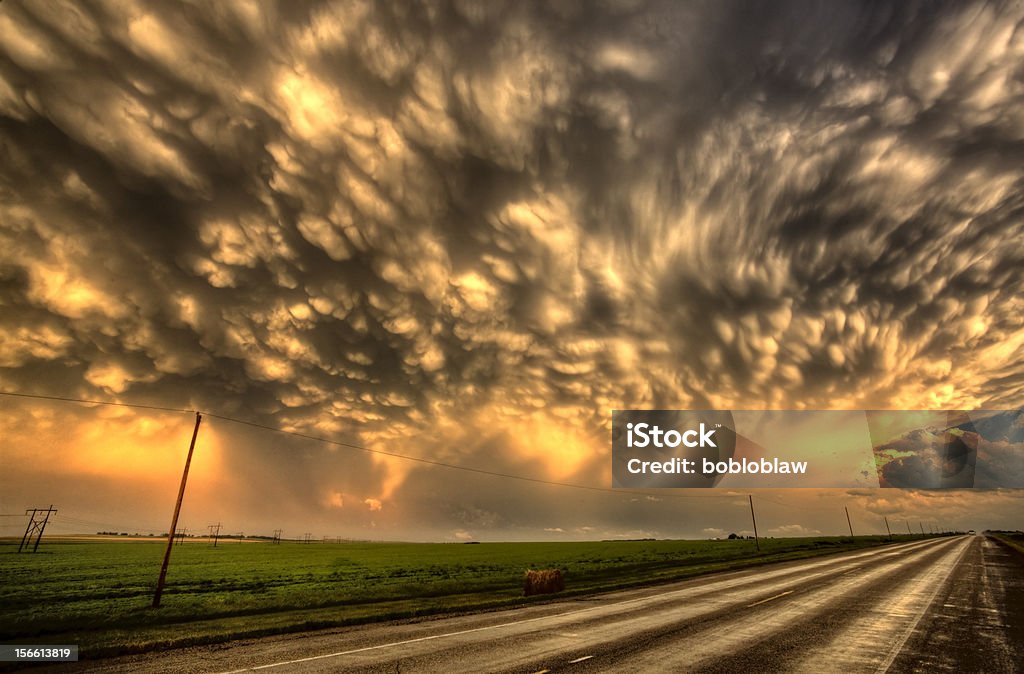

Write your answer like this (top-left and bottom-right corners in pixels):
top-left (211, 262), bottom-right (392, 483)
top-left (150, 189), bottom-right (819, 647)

top-left (569, 655), bottom-right (595, 663)
top-left (747, 590), bottom-right (793, 607)
top-left (216, 592), bottom-right (681, 673)
top-left (213, 538), bottom-right (948, 673)
top-left (782, 536), bottom-right (969, 674)
top-left (610, 537), bottom-right (968, 673)
top-left (216, 607), bottom-right (599, 673)
top-left (875, 538), bottom-right (972, 673)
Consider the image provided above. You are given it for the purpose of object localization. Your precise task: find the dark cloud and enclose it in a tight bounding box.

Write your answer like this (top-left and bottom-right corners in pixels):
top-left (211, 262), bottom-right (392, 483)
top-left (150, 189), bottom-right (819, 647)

top-left (1, 0), bottom-right (1023, 537)
top-left (871, 410), bottom-right (1024, 488)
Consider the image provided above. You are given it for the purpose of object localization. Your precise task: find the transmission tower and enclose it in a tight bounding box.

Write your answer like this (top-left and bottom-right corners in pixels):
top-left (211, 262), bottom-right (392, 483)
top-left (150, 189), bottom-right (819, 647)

top-left (19, 506), bottom-right (57, 553)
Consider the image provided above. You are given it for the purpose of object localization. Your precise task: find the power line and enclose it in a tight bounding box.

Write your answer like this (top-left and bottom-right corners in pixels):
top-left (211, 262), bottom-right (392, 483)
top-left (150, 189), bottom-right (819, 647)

top-left (204, 412), bottom-right (738, 501)
top-left (0, 390), bottom-right (194, 414)
top-left (1, 389), bottom-right (739, 503)
top-left (53, 514), bottom-right (164, 534)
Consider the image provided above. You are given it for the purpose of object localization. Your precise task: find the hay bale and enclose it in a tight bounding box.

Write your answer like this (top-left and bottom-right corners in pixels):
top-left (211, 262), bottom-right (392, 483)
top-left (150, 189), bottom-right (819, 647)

top-left (524, 568), bottom-right (565, 596)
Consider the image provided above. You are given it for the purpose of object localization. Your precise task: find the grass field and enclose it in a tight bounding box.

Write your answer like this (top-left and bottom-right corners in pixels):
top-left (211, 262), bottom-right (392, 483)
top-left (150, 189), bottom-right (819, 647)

top-left (990, 531), bottom-right (1024, 556)
top-left (0, 534), bottom-right (928, 658)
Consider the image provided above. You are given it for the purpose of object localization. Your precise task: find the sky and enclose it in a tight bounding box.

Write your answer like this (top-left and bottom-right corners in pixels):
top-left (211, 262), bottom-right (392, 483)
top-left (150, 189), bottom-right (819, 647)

top-left (0, 0), bottom-right (1022, 542)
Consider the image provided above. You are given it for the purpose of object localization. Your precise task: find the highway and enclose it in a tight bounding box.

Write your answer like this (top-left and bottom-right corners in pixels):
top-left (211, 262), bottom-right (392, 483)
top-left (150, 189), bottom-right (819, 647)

top-left (63, 535), bottom-right (1023, 673)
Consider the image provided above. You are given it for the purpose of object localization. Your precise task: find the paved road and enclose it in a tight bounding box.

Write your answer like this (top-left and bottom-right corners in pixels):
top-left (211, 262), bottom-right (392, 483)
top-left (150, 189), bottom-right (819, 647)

top-left (61, 535), bottom-right (1023, 673)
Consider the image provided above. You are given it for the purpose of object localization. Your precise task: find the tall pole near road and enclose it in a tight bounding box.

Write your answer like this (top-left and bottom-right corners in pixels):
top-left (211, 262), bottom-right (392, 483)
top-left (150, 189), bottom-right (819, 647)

top-left (153, 412), bottom-right (202, 608)
top-left (845, 507), bottom-right (854, 537)
top-left (748, 495), bottom-right (760, 552)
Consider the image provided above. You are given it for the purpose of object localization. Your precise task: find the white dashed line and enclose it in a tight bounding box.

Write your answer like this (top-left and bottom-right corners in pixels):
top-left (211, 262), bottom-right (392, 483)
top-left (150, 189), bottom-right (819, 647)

top-left (747, 590), bottom-right (794, 607)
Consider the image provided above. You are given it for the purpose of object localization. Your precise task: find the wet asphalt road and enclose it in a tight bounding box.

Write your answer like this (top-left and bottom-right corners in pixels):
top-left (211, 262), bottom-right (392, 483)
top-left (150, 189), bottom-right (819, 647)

top-left (49, 534), bottom-right (1024, 673)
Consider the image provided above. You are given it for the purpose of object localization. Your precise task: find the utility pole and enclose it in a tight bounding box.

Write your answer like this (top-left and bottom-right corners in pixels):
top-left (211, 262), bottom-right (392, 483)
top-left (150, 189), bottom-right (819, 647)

top-left (153, 412), bottom-right (202, 609)
top-left (303, 532), bottom-right (312, 544)
top-left (884, 517), bottom-right (892, 541)
top-left (175, 527), bottom-right (187, 546)
top-left (208, 523), bottom-right (221, 547)
top-left (272, 529), bottom-right (282, 545)
top-left (906, 521), bottom-right (912, 535)
top-left (919, 522), bottom-right (925, 535)
top-left (748, 495), bottom-right (760, 552)
top-left (18, 506), bottom-right (56, 553)
top-left (845, 507), bottom-right (854, 537)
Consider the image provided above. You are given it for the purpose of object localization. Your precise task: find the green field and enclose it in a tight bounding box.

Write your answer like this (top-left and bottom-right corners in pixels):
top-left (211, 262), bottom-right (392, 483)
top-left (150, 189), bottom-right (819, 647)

top-left (990, 531), bottom-right (1024, 556)
top-left (0, 535), bottom-right (925, 658)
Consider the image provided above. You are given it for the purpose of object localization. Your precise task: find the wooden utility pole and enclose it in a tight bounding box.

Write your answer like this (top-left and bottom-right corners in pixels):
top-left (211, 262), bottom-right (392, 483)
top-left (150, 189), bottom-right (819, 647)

top-left (906, 521), bottom-right (912, 535)
top-left (18, 506), bottom-right (56, 552)
top-left (153, 412), bottom-right (202, 608)
top-left (845, 507), bottom-right (854, 537)
top-left (208, 523), bottom-right (221, 547)
top-left (884, 517), bottom-right (892, 541)
top-left (272, 529), bottom-right (282, 545)
top-left (748, 495), bottom-right (760, 552)
top-left (919, 522), bottom-right (925, 535)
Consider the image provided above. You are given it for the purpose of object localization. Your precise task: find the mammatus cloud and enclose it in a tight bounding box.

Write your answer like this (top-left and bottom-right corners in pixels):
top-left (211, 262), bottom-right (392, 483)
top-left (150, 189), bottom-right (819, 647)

top-left (1, 1), bottom-right (1022, 538)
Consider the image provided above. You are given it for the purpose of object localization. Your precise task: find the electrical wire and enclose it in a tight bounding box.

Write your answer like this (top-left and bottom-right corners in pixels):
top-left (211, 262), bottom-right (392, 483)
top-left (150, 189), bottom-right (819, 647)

top-left (205, 412), bottom-right (741, 501)
top-left (1, 390), bottom-right (742, 503)
top-left (0, 390), bottom-right (194, 414)
top-left (54, 514), bottom-right (164, 534)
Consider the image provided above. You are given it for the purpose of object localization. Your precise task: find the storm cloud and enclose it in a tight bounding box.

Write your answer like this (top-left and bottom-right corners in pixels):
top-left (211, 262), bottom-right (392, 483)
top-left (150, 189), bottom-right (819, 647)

top-left (1, 1), bottom-right (1022, 538)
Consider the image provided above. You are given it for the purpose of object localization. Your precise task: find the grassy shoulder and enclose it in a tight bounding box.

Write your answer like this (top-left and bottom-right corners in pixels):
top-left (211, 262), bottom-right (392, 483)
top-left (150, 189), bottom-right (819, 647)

top-left (988, 531), bottom-right (1024, 557)
top-left (0, 534), bottom-right (934, 659)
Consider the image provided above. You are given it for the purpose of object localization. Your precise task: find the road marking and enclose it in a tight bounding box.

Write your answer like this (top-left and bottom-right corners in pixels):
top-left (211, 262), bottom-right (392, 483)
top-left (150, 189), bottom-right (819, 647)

top-left (531, 670), bottom-right (550, 673)
top-left (214, 539), bottom-right (950, 673)
top-left (875, 538), bottom-right (972, 674)
top-left (747, 590), bottom-right (793, 607)
top-left (569, 655), bottom-right (594, 663)
top-left (216, 603), bottom-right (631, 672)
